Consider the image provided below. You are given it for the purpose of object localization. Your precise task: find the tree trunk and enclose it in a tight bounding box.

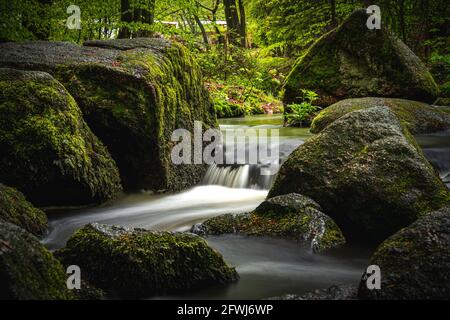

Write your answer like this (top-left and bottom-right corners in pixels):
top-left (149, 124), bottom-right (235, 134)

top-left (118, 0), bottom-right (132, 39)
top-left (238, 0), bottom-right (248, 47)
top-left (194, 15), bottom-right (210, 49)
top-left (223, 0), bottom-right (241, 45)
top-left (329, 0), bottom-right (337, 27)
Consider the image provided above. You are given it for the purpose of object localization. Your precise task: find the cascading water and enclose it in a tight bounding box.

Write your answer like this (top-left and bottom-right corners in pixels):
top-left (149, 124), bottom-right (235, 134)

top-left (202, 117), bottom-right (308, 189)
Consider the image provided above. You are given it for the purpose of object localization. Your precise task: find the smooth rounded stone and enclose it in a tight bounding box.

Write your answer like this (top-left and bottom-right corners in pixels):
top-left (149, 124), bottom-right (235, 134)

top-left (255, 193), bottom-right (322, 214)
top-left (56, 223), bottom-right (238, 298)
top-left (192, 193), bottom-right (345, 252)
top-left (0, 184), bottom-right (47, 236)
top-left (0, 68), bottom-right (122, 206)
top-left (284, 10), bottom-right (439, 107)
top-left (269, 106), bottom-right (450, 242)
top-left (0, 39), bottom-right (216, 193)
top-left (0, 222), bottom-right (73, 300)
top-left (311, 97), bottom-right (450, 134)
top-left (358, 206), bottom-right (450, 300)
top-left (269, 284), bottom-right (358, 300)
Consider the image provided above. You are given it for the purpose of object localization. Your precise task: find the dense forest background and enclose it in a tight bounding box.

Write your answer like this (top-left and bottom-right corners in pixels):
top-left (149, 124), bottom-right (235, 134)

top-left (1, 0), bottom-right (448, 117)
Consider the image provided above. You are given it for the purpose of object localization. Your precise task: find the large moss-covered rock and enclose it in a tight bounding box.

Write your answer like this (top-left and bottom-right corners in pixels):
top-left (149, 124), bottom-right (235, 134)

top-left (358, 206), bottom-right (450, 300)
top-left (0, 38), bottom-right (216, 192)
top-left (284, 10), bottom-right (439, 107)
top-left (192, 193), bottom-right (345, 252)
top-left (0, 68), bottom-right (122, 206)
top-left (311, 98), bottom-right (450, 134)
top-left (269, 106), bottom-right (450, 242)
top-left (57, 223), bottom-right (238, 298)
top-left (0, 222), bottom-right (73, 300)
top-left (0, 184), bottom-right (47, 236)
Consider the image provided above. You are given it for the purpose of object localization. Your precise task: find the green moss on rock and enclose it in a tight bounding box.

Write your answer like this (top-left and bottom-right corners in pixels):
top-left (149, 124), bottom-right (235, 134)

top-left (269, 106), bottom-right (450, 243)
top-left (192, 193), bottom-right (345, 252)
top-left (0, 221), bottom-right (74, 300)
top-left (284, 10), bottom-right (439, 107)
top-left (57, 223), bottom-right (238, 298)
top-left (0, 39), bottom-right (217, 192)
top-left (0, 68), bottom-right (122, 206)
top-left (0, 184), bottom-right (47, 236)
top-left (311, 97), bottom-right (450, 134)
top-left (358, 206), bottom-right (450, 299)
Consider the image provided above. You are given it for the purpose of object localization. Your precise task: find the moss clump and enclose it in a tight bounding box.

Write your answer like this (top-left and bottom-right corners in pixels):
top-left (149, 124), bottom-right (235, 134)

top-left (0, 68), bottom-right (122, 206)
top-left (0, 184), bottom-right (47, 236)
top-left (311, 97), bottom-right (450, 134)
top-left (193, 193), bottom-right (345, 252)
top-left (0, 221), bottom-right (74, 300)
top-left (358, 206), bottom-right (450, 299)
top-left (269, 106), bottom-right (450, 243)
top-left (57, 223), bottom-right (238, 298)
top-left (284, 10), bottom-right (439, 107)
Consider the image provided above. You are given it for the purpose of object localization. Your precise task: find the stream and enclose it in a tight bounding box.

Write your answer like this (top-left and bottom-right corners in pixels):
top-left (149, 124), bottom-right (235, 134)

top-left (43, 114), bottom-right (449, 299)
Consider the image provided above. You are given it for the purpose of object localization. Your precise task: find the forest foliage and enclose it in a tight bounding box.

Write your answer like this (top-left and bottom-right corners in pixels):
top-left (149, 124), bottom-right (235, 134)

top-left (0, 0), bottom-right (448, 117)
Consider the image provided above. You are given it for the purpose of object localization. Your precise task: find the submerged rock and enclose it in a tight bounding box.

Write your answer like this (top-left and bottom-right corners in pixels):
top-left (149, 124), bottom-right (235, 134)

top-left (269, 106), bottom-right (450, 242)
top-left (192, 193), bottom-right (345, 252)
top-left (57, 223), bottom-right (238, 298)
top-left (358, 206), bottom-right (450, 300)
top-left (311, 98), bottom-right (450, 134)
top-left (0, 184), bottom-right (47, 236)
top-left (0, 38), bottom-right (216, 192)
top-left (270, 284), bottom-right (358, 300)
top-left (0, 68), bottom-right (122, 206)
top-left (284, 10), bottom-right (439, 107)
top-left (0, 222), bottom-right (73, 300)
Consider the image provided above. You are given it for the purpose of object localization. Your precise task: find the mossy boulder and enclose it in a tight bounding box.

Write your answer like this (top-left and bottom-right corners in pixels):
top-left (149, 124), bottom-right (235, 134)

top-left (269, 106), bottom-right (450, 242)
top-left (0, 68), bottom-right (122, 206)
top-left (192, 193), bottom-right (345, 252)
top-left (57, 223), bottom-right (238, 298)
top-left (0, 221), bottom-right (74, 300)
top-left (284, 10), bottom-right (439, 107)
top-left (358, 206), bottom-right (450, 300)
top-left (311, 98), bottom-right (450, 134)
top-left (0, 184), bottom-right (47, 236)
top-left (0, 38), bottom-right (216, 192)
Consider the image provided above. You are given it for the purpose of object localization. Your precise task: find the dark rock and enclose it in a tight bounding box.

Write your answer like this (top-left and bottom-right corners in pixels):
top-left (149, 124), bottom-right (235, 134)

top-left (192, 193), bottom-right (345, 252)
top-left (0, 221), bottom-right (73, 300)
top-left (57, 223), bottom-right (238, 298)
top-left (0, 68), bottom-right (122, 206)
top-left (269, 106), bottom-right (450, 242)
top-left (358, 206), bottom-right (450, 300)
top-left (311, 97), bottom-right (450, 134)
top-left (284, 10), bottom-right (439, 107)
top-left (0, 184), bottom-right (47, 236)
top-left (0, 38), bottom-right (217, 192)
top-left (270, 284), bottom-right (358, 300)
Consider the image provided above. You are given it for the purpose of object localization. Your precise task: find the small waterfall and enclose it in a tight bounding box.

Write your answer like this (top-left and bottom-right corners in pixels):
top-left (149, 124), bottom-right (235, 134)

top-left (202, 164), bottom-right (276, 190)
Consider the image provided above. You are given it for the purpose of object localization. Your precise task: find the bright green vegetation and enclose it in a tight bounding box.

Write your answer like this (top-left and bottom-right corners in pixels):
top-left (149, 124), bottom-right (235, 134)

top-left (57, 223), bottom-right (238, 298)
top-left (359, 206), bottom-right (450, 299)
top-left (0, 68), bottom-right (122, 206)
top-left (0, 184), bottom-right (47, 236)
top-left (284, 90), bottom-right (321, 127)
top-left (194, 193), bottom-right (345, 252)
top-left (0, 221), bottom-right (74, 300)
top-left (269, 106), bottom-right (450, 243)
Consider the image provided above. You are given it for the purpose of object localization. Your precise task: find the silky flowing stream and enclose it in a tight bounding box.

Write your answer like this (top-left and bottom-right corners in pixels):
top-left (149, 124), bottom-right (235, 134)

top-left (43, 115), bottom-right (449, 299)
